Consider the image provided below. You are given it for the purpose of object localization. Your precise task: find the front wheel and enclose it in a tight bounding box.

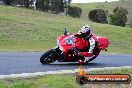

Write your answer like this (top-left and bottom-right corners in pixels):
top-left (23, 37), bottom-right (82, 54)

top-left (40, 49), bottom-right (56, 64)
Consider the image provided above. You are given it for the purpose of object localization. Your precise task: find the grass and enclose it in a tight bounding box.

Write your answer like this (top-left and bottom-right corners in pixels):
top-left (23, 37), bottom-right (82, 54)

top-left (72, 0), bottom-right (132, 28)
top-left (0, 5), bottom-right (132, 53)
top-left (0, 68), bottom-right (132, 88)
top-left (88, 68), bottom-right (132, 74)
top-left (72, 0), bottom-right (132, 26)
top-left (0, 74), bottom-right (81, 88)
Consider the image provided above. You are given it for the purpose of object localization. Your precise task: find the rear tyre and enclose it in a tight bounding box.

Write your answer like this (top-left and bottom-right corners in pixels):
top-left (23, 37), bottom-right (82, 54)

top-left (40, 49), bottom-right (56, 64)
top-left (86, 54), bottom-right (98, 63)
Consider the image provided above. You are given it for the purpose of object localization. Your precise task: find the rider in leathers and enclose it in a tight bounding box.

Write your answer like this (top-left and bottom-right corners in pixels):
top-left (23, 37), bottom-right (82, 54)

top-left (74, 25), bottom-right (96, 58)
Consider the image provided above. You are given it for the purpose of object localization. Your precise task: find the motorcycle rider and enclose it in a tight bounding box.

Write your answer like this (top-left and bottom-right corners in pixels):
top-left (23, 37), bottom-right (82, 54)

top-left (74, 25), bottom-right (96, 56)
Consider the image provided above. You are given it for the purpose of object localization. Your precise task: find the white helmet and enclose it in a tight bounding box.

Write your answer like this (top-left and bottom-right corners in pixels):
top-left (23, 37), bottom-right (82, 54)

top-left (81, 25), bottom-right (91, 37)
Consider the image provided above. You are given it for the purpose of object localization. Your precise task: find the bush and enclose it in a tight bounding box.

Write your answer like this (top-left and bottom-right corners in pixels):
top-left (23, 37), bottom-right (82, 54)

top-left (3, 0), bottom-right (13, 5)
top-left (67, 6), bottom-right (82, 18)
top-left (88, 9), bottom-right (108, 23)
top-left (49, 0), bottom-right (64, 14)
top-left (109, 7), bottom-right (128, 27)
top-left (36, 0), bottom-right (48, 11)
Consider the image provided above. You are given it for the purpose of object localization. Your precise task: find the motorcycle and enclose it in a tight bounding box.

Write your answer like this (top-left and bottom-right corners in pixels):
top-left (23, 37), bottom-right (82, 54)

top-left (40, 28), bottom-right (110, 64)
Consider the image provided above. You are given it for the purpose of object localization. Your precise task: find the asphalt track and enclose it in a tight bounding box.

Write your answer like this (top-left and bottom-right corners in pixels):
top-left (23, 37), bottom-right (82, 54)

top-left (0, 52), bottom-right (132, 75)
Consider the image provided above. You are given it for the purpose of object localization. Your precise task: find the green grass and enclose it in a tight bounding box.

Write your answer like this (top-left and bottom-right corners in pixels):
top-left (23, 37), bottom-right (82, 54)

top-left (0, 68), bottom-right (132, 88)
top-left (89, 68), bottom-right (132, 74)
top-left (0, 74), bottom-right (81, 88)
top-left (0, 5), bottom-right (132, 53)
top-left (72, 0), bottom-right (132, 27)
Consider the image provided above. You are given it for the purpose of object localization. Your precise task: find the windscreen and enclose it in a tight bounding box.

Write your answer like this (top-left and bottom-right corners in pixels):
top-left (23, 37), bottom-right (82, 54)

top-left (65, 35), bottom-right (76, 45)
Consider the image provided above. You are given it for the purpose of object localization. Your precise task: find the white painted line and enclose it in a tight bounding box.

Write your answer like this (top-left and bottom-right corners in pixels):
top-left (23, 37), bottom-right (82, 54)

top-left (87, 66), bottom-right (132, 71)
top-left (0, 66), bottom-right (132, 79)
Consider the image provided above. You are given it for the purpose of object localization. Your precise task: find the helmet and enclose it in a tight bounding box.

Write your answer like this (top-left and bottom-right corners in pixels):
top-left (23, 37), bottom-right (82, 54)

top-left (81, 25), bottom-right (91, 38)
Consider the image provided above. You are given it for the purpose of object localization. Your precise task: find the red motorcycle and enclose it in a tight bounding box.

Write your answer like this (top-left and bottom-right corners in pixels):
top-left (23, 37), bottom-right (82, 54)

top-left (40, 29), bottom-right (110, 64)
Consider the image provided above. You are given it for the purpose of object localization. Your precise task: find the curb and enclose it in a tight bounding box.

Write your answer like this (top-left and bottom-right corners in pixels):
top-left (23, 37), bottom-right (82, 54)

top-left (0, 66), bottom-right (132, 79)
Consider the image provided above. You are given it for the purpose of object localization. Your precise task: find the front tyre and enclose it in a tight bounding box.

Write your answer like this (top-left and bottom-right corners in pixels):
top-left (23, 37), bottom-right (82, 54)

top-left (40, 49), bottom-right (56, 64)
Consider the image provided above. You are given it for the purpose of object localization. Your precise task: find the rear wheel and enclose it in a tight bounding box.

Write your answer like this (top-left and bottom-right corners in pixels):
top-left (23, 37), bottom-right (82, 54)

top-left (86, 55), bottom-right (98, 63)
top-left (40, 49), bottom-right (56, 64)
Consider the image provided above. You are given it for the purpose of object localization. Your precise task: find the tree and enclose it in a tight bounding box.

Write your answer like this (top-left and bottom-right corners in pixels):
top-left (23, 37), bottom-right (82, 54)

top-left (64, 0), bottom-right (72, 15)
top-left (49, 0), bottom-right (64, 13)
top-left (3, 0), bottom-right (13, 5)
top-left (36, 0), bottom-right (64, 13)
top-left (36, 0), bottom-right (49, 12)
top-left (63, 0), bottom-right (72, 7)
top-left (89, 9), bottom-right (108, 23)
top-left (2, 0), bottom-right (69, 14)
top-left (67, 6), bottom-right (82, 18)
top-left (3, 0), bottom-right (31, 8)
top-left (24, 0), bottom-right (29, 8)
top-left (109, 7), bottom-right (128, 27)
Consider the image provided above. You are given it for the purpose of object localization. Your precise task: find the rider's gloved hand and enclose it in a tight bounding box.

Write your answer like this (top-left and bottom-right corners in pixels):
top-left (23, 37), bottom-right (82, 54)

top-left (71, 48), bottom-right (81, 56)
top-left (74, 32), bottom-right (83, 38)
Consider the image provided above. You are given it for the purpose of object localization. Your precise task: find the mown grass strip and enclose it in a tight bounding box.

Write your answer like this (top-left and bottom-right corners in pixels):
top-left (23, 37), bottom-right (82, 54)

top-left (0, 68), bottom-right (132, 88)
